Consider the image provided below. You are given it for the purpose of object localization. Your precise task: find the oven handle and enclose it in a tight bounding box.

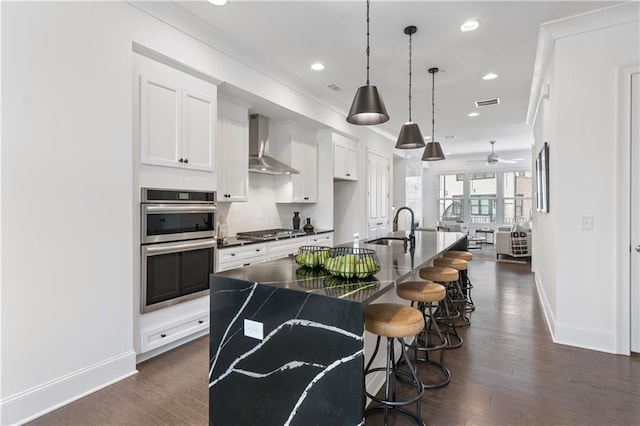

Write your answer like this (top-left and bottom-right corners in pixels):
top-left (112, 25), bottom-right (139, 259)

top-left (144, 204), bottom-right (216, 214)
top-left (144, 239), bottom-right (216, 256)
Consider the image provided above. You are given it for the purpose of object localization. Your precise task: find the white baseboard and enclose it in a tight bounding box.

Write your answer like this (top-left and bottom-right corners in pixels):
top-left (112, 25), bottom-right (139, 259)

top-left (1, 350), bottom-right (137, 426)
top-left (534, 272), bottom-right (556, 342)
top-left (535, 273), bottom-right (617, 354)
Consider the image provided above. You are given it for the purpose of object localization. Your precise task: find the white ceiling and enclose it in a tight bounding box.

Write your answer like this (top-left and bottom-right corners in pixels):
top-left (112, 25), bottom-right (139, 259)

top-left (173, 0), bottom-right (619, 157)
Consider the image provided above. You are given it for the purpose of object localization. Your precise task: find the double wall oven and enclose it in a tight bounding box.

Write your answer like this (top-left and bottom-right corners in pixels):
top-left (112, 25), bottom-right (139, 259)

top-left (140, 188), bottom-right (216, 313)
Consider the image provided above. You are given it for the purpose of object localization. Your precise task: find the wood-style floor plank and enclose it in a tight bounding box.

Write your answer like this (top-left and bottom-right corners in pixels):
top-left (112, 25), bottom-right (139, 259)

top-left (29, 260), bottom-right (640, 426)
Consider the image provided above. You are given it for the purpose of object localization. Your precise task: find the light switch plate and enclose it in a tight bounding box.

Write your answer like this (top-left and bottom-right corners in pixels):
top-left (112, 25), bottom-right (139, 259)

top-left (581, 215), bottom-right (593, 230)
top-left (244, 319), bottom-right (264, 340)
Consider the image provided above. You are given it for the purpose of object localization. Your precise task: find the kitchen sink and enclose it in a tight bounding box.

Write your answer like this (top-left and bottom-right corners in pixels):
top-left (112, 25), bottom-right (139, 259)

top-left (365, 237), bottom-right (408, 246)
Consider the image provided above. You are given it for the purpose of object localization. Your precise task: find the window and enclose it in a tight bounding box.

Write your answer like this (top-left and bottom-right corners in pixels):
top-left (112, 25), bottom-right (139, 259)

top-left (469, 173), bottom-right (496, 224)
top-left (437, 174), bottom-right (464, 222)
top-left (437, 170), bottom-right (532, 226)
top-left (503, 171), bottom-right (533, 224)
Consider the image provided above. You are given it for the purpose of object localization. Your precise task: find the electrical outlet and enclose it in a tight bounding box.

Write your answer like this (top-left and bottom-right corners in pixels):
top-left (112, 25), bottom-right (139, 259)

top-left (244, 319), bottom-right (264, 340)
top-left (353, 232), bottom-right (360, 240)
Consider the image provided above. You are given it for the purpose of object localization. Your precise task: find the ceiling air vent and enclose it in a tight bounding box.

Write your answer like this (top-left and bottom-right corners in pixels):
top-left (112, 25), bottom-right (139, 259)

top-left (475, 98), bottom-right (500, 107)
top-left (327, 83), bottom-right (343, 92)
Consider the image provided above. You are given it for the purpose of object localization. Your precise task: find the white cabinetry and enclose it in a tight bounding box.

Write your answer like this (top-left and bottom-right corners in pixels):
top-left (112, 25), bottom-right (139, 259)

top-left (216, 243), bottom-right (267, 272)
top-left (367, 151), bottom-right (390, 239)
top-left (139, 69), bottom-right (216, 172)
top-left (217, 97), bottom-right (249, 202)
top-left (307, 232), bottom-right (334, 247)
top-left (274, 122), bottom-right (317, 203)
top-left (267, 237), bottom-right (309, 261)
top-left (333, 136), bottom-right (359, 181)
top-left (140, 312), bottom-right (209, 353)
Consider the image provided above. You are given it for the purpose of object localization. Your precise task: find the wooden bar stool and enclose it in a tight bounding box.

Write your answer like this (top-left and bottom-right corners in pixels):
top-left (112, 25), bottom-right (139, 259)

top-left (433, 257), bottom-right (471, 328)
top-left (442, 250), bottom-right (475, 312)
top-left (364, 303), bottom-right (426, 425)
top-left (418, 266), bottom-right (463, 349)
top-left (396, 281), bottom-right (451, 388)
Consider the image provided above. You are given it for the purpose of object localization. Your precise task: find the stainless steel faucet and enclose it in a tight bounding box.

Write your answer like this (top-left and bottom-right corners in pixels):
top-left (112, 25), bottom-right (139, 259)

top-left (393, 206), bottom-right (415, 248)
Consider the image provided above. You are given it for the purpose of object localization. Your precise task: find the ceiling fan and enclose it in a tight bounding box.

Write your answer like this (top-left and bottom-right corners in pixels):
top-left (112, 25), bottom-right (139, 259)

top-left (466, 140), bottom-right (522, 165)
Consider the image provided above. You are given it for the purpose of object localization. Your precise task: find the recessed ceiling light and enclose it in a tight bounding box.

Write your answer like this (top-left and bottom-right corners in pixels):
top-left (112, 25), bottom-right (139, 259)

top-left (460, 20), bottom-right (480, 32)
top-left (311, 62), bottom-right (325, 71)
top-left (468, 112), bottom-right (480, 117)
top-left (483, 73), bottom-right (498, 80)
top-left (207, 0), bottom-right (228, 5)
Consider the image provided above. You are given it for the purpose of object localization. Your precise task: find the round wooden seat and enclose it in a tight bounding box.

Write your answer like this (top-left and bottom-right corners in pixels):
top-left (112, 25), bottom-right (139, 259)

top-left (364, 303), bottom-right (424, 338)
top-left (443, 250), bottom-right (473, 262)
top-left (397, 281), bottom-right (446, 303)
top-left (419, 266), bottom-right (459, 283)
top-left (433, 257), bottom-right (468, 271)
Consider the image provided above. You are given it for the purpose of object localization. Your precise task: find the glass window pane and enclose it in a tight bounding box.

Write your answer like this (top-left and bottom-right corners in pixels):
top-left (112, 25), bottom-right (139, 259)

top-left (504, 171), bottom-right (532, 197)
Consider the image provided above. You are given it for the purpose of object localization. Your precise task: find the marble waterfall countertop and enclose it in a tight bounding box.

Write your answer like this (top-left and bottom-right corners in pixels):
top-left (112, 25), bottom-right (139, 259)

top-left (213, 230), bottom-right (467, 303)
top-left (209, 230), bottom-right (466, 425)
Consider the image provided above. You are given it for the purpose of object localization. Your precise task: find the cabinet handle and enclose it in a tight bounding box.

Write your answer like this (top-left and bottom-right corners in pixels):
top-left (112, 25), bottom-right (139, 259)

top-left (304, 197), bottom-right (309, 200)
top-left (160, 334), bottom-right (167, 338)
top-left (178, 158), bottom-right (184, 163)
top-left (184, 158), bottom-right (189, 164)
top-left (346, 173), bottom-right (350, 177)
top-left (231, 253), bottom-right (236, 256)
top-left (198, 320), bottom-right (204, 324)
top-left (256, 249), bottom-right (261, 251)
top-left (243, 262), bottom-right (250, 266)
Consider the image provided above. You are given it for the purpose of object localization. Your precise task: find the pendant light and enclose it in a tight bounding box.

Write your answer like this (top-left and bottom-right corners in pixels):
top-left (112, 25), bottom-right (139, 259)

top-left (346, 0), bottom-right (389, 125)
top-left (422, 67), bottom-right (446, 161)
top-left (395, 26), bottom-right (425, 149)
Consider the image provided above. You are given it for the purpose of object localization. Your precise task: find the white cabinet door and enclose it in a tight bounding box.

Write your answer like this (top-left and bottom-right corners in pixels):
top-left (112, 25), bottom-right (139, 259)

top-left (274, 123), bottom-right (317, 203)
top-left (308, 232), bottom-right (333, 247)
top-left (291, 138), bottom-right (317, 202)
top-left (140, 74), bottom-right (181, 168)
top-left (333, 137), bottom-right (358, 181)
top-left (183, 89), bottom-right (215, 171)
top-left (216, 243), bottom-right (267, 272)
top-left (138, 69), bottom-right (216, 172)
top-left (267, 237), bottom-right (308, 261)
top-left (367, 150), bottom-right (390, 239)
top-left (217, 97), bottom-right (249, 202)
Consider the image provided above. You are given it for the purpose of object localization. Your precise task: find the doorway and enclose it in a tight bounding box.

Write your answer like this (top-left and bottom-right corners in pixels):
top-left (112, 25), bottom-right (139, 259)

top-left (618, 65), bottom-right (640, 354)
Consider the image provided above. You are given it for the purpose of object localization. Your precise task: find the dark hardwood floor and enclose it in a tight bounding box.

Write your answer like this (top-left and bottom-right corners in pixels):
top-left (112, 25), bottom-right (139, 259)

top-left (29, 260), bottom-right (640, 426)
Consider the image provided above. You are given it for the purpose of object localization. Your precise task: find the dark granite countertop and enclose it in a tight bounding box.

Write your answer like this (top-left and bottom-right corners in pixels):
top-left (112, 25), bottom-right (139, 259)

top-left (216, 229), bottom-right (334, 248)
top-left (213, 230), bottom-right (466, 303)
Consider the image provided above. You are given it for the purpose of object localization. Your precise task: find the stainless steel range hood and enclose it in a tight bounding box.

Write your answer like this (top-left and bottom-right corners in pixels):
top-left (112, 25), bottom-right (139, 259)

top-left (248, 114), bottom-right (299, 175)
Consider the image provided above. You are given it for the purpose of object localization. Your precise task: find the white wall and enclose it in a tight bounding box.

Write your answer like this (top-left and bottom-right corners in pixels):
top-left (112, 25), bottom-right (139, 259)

top-left (1, 3), bottom-right (139, 424)
top-left (531, 4), bottom-right (640, 353)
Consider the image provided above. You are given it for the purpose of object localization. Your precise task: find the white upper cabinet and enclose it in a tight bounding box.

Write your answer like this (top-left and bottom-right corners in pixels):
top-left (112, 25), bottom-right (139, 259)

top-left (138, 60), bottom-right (216, 172)
top-left (273, 122), bottom-right (318, 203)
top-left (217, 97), bottom-right (249, 202)
top-left (333, 135), bottom-right (359, 181)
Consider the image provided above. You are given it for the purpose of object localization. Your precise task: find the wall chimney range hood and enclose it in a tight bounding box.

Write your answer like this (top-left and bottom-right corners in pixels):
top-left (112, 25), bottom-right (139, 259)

top-left (248, 114), bottom-right (299, 175)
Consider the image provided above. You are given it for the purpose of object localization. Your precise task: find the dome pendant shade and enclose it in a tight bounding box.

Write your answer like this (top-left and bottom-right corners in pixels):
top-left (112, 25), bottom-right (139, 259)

top-left (347, 85), bottom-right (389, 125)
top-left (395, 122), bottom-right (425, 149)
top-left (421, 141), bottom-right (445, 161)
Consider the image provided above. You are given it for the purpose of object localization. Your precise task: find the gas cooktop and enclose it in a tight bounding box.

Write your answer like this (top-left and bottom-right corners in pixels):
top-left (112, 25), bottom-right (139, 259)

top-left (236, 228), bottom-right (307, 241)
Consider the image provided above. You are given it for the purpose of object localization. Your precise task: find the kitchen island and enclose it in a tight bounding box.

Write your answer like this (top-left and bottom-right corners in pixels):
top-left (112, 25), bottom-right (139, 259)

top-left (209, 230), bottom-right (466, 425)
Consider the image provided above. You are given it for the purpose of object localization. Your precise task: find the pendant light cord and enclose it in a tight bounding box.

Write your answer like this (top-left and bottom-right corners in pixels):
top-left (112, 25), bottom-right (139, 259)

top-left (408, 32), bottom-right (413, 122)
top-left (431, 69), bottom-right (436, 141)
top-left (365, 0), bottom-right (370, 85)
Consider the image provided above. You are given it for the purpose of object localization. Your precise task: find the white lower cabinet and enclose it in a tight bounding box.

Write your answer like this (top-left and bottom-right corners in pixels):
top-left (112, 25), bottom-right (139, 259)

top-left (216, 243), bottom-right (267, 272)
top-left (267, 237), bottom-right (309, 261)
top-left (140, 312), bottom-right (209, 353)
top-left (307, 232), bottom-right (333, 247)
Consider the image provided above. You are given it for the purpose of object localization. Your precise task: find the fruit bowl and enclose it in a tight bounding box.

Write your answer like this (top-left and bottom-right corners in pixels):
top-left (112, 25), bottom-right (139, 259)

top-left (323, 247), bottom-right (380, 279)
top-left (295, 246), bottom-right (331, 268)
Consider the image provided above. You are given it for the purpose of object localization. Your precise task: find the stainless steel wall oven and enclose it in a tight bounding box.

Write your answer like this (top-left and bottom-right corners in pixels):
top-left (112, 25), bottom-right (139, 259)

top-left (141, 188), bottom-right (216, 313)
